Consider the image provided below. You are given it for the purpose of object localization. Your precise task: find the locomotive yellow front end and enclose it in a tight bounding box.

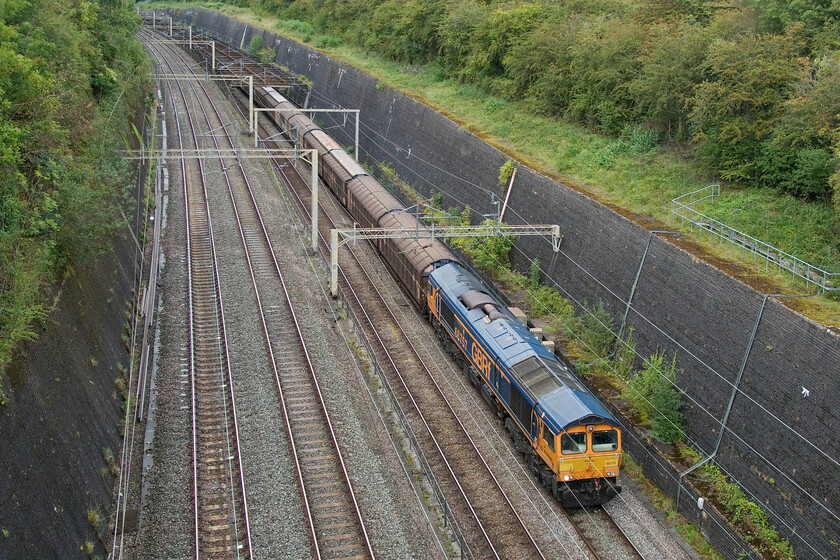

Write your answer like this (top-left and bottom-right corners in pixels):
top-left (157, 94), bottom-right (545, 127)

top-left (554, 423), bottom-right (622, 507)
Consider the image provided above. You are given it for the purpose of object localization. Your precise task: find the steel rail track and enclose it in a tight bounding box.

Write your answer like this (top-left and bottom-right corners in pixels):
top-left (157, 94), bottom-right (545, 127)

top-left (215, 82), bottom-right (547, 559)
top-left (166, 25), bottom-right (649, 560)
top-left (144, 32), bottom-right (253, 560)
top-left (262, 91), bottom-right (647, 560)
top-left (152, 21), bottom-right (292, 88)
top-left (148, 29), bottom-right (375, 560)
top-left (270, 111), bottom-right (644, 560)
top-left (567, 506), bottom-right (645, 560)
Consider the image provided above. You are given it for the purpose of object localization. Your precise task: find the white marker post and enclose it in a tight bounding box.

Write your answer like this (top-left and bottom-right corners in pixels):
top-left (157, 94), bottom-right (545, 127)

top-left (249, 75), bottom-right (254, 134)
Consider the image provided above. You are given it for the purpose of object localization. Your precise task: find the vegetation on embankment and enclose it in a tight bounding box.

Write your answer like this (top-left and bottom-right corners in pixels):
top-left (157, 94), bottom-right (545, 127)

top-left (146, 0), bottom-right (840, 323)
top-left (0, 0), bottom-right (150, 402)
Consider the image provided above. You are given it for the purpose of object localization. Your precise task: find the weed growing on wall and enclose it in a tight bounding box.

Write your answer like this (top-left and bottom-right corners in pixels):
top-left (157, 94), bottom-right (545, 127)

top-left (529, 258), bottom-right (540, 288)
top-left (247, 34), bottom-right (264, 57)
top-left (574, 300), bottom-right (616, 359)
top-left (626, 350), bottom-right (684, 444)
top-left (612, 328), bottom-right (636, 382)
top-left (680, 448), bottom-right (794, 559)
top-left (498, 160), bottom-right (514, 191)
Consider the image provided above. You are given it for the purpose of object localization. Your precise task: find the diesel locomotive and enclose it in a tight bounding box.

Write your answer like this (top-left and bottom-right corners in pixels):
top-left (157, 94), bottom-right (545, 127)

top-left (251, 85), bottom-right (622, 507)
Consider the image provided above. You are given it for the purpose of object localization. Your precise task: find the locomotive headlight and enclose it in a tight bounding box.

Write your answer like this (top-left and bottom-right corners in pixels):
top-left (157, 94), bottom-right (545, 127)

top-left (563, 475), bottom-right (573, 481)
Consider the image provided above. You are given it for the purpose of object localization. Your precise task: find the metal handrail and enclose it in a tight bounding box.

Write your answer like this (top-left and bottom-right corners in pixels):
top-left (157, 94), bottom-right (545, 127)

top-left (672, 185), bottom-right (838, 292)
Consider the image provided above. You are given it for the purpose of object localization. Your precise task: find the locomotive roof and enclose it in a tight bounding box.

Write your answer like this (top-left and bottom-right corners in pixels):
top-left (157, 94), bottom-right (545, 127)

top-left (430, 262), bottom-right (618, 433)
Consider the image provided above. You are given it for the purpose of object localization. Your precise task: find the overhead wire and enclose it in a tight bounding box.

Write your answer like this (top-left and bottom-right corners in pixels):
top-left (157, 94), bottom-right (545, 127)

top-left (304, 85), bottom-right (840, 548)
top-left (313, 85), bottom-right (840, 472)
top-left (244, 55), bottom-right (840, 554)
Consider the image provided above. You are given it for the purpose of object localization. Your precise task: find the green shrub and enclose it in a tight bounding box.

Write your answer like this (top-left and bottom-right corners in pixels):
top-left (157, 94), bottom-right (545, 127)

top-left (529, 258), bottom-right (540, 288)
top-left (314, 35), bottom-right (343, 49)
top-left (699, 461), bottom-right (794, 559)
top-left (528, 285), bottom-right (575, 324)
top-left (576, 300), bottom-right (616, 358)
top-left (257, 47), bottom-right (275, 64)
top-left (612, 328), bottom-right (636, 381)
top-left (247, 34), bottom-right (264, 57)
top-left (498, 159), bottom-right (514, 188)
top-left (626, 350), bottom-right (684, 443)
top-left (456, 219), bottom-right (514, 275)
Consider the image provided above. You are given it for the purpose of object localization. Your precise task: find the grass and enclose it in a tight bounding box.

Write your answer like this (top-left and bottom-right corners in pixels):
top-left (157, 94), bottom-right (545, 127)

top-left (701, 189), bottom-right (839, 270)
top-left (140, 0), bottom-right (840, 326)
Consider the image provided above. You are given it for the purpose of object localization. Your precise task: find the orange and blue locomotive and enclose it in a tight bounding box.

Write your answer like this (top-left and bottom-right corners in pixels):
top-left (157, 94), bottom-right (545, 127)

top-left (427, 262), bottom-right (622, 507)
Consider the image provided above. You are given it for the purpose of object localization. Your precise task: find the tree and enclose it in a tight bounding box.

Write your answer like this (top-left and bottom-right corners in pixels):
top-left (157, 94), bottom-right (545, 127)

top-left (0, 0), bottom-right (147, 400)
top-left (564, 16), bottom-right (646, 133)
top-left (689, 32), bottom-right (802, 182)
top-left (438, 0), bottom-right (486, 76)
top-left (365, 0), bottom-right (445, 64)
top-left (503, 16), bottom-right (580, 115)
top-left (629, 22), bottom-right (710, 141)
top-left (760, 52), bottom-right (840, 201)
top-left (457, 2), bottom-right (546, 88)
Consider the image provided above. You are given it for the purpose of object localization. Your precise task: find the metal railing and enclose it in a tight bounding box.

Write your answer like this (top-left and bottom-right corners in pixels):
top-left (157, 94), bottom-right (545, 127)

top-left (672, 185), bottom-right (839, 292)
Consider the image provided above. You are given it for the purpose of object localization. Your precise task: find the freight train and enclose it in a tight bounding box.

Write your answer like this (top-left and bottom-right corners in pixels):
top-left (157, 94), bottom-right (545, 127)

top-left (251, 85), bottom-right (622, 507)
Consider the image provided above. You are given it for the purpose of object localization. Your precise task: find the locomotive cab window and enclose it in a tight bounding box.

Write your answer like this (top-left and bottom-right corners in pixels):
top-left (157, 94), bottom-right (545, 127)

top-left (542, 426), bottom-right (555, 451)
top-left (440, 299), bottom-right (455, 328)
top-left (592, 429), bottom-right (618, 452)
top-left (560, 432), bottom-right (587, 455)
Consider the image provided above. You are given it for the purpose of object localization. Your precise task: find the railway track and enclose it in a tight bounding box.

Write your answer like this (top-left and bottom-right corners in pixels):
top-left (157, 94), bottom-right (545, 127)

top-left (268, 104), bottom-right (648, 560)
top-left (567, 506), bottom-right (644, 560)
top-left (145, 28), bottom-right (374, 560)
top-left (215, 79), bottom-right (548, 559)
top-left (143, 31), bottom-right (253, 559)
top-left (147, 19), bottom-right (680, 560)
top-left (239, 79), bottom-right (653, 560)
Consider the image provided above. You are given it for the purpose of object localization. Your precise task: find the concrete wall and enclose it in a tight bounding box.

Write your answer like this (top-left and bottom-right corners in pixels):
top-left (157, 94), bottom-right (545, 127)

top-left (179, 10), bottom-right (840, 558)
top-left (0, 136), bottom-right (145, 557)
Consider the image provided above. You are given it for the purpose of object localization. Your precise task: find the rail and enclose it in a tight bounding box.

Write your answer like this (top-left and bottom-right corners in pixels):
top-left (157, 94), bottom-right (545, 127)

top-left (146, 33), bottom-right (253, 559)
top-left (672, 185), bottom-right (839, 292)
top-left (262, 117), bottom-right (549, 560)
top-left (160, 31), bottom-right (374, 559)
